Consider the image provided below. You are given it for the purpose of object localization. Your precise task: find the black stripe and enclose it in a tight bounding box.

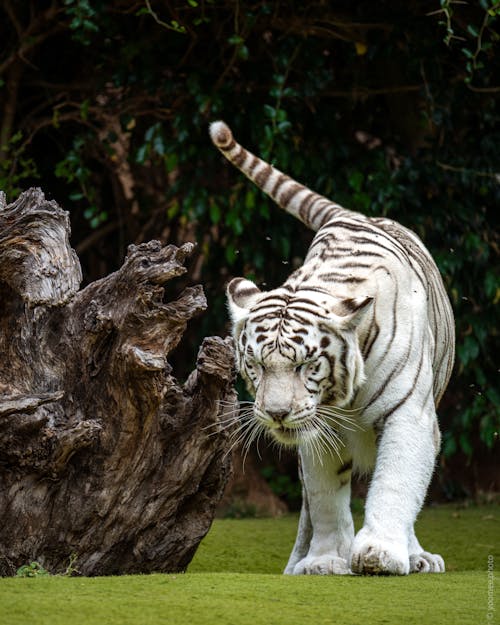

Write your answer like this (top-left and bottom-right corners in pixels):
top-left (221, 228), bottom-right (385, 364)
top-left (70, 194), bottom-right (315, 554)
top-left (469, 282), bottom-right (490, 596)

top-left (304, 345), bottom-right (318, 359)
top-left (339, 346), bottom-right (348, 400)
top-left (320, 336), bottom-right (331, 348)
top-left (278, 340), bottom-right (297, 361)
top-left (362, 319), bottom-right (380, 360)
top-left (285, 305), bottom-right (325, 318)
top-left (336, 262), bottom-right (373, 270)
top-left (270, 173), bottom-right (288, 196)
top-left (232, 145), bottom-right (246, 167)
top-left (317, 206), bottom-right (336, 228)
top-left (288, 297), bottom-right (318, 306)
top-left (251, 313), bottom-right (281, 323)
top-left (377, 339), bottom-right (426, 423)
top-left (284, 312), bottom-right (311, 325)
top-left (248, 155), bottom-right (260, 174)
top-left (334, 219), bottom-right (412, 259)
top-left (255, 164), bottom-right (273, 187)
top-left (298, 191), bottom-right (319, 223)
top-left (317, 273), bottom-right (366, 284)
top-left (349, 235), bottom-right (407, 263)
top-left (337, 459), bottom-right (353, 475)
top-left (309, 199), bottom-right (332, 224)
top-left (279, 182), bottom-right (303, 207)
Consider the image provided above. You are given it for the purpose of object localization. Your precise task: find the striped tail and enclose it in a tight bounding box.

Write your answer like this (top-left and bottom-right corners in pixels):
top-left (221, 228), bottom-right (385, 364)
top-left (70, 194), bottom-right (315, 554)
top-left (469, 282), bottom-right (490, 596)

top-left (209, 121), bottom-right (347, 232)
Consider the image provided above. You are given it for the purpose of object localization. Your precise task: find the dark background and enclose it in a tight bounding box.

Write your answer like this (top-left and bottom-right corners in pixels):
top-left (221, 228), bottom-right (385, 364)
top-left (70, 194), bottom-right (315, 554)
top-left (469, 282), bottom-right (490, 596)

top-left (1, 0), bottom-right (498, 503)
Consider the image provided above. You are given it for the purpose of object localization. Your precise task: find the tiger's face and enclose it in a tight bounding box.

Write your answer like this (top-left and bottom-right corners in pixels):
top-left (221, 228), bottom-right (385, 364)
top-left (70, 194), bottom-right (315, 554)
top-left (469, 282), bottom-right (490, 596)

top-left (227, 278), bottom-right (372, 446)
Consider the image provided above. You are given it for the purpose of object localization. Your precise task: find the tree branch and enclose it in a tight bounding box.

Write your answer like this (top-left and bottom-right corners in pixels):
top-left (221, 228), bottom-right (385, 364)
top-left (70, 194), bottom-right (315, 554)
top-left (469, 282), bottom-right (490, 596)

top-left (2, 0), bottom-right (23, 37)
top-left (436, 160), bottom-right (500, 179)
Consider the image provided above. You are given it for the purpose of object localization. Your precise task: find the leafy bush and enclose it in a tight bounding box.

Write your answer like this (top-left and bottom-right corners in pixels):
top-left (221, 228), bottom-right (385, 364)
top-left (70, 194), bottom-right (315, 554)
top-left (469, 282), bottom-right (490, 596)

top-left (15, 562), bottom-right (50, 578)
top-left (0, 1), bottom-right (498, 488)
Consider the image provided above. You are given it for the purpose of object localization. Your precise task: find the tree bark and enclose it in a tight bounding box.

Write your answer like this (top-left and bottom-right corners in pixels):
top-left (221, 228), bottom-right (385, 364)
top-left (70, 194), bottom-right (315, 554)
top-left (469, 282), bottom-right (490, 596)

top-left (0, 188), bottom-right (236, 576)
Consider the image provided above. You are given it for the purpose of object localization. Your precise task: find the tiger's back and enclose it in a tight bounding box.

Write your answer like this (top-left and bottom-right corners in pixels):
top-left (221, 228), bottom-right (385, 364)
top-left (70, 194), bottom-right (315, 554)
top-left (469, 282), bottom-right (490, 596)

top-left (301, 210), bottom-right (454, 411)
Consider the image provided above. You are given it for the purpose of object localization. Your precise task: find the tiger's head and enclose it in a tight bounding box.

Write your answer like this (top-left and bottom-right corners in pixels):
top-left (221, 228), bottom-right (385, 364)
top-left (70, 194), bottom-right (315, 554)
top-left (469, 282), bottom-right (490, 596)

top-left (227, 277), bottom-right (373, 447)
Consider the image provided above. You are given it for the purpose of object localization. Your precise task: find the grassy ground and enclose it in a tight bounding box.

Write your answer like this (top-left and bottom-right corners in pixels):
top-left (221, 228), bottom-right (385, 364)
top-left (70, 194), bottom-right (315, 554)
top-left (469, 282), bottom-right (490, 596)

top-left (0, 504), bottom-right (498, 625)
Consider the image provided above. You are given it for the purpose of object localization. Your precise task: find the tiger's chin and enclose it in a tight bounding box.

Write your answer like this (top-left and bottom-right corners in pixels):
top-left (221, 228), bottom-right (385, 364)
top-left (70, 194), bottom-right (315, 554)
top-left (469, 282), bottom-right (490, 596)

top-left (269, 427), bottom-right (300, 446)
top-left (268, 425), bottom-right (318, 447)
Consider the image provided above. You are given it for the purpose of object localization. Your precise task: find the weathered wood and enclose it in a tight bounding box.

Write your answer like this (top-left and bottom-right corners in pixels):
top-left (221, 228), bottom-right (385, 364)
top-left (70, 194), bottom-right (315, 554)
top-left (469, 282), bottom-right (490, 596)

top-left (0, 188), bottom-right (236, 576)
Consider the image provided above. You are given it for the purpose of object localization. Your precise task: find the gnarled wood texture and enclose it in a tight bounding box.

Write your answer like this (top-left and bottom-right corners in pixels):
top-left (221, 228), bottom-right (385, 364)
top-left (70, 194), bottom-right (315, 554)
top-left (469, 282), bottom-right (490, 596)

top-left (0, 188), bottom-right (236, 576)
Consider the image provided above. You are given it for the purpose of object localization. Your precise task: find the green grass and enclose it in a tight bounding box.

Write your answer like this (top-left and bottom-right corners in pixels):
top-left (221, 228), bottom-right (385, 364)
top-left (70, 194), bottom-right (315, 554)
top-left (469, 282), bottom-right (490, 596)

top-left (190, 505), bottom-right (499, 574)
top-left (0, 504), bottom-right (498, 625)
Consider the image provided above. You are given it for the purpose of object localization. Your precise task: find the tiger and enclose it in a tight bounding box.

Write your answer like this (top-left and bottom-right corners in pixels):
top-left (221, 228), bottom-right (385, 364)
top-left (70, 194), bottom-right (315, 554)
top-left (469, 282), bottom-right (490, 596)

top-left (209, 120), bottom-right (455, 576)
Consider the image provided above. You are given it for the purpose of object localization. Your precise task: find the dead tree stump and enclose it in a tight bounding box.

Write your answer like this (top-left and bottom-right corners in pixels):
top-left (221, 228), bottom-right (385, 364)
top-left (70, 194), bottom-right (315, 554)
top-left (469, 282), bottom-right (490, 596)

top-left (0, 188), bottom-right (236, 576)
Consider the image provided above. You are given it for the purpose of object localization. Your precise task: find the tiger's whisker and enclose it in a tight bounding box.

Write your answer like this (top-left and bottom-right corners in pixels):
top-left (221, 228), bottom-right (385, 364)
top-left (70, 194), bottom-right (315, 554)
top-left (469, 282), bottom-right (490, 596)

top-left (202, 410), bottom-right (254, 434)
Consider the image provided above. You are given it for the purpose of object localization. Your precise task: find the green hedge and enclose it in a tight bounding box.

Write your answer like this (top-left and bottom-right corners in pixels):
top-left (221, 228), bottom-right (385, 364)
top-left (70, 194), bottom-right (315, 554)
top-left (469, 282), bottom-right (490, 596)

top-left (0, 1), bottom-right (498, 473)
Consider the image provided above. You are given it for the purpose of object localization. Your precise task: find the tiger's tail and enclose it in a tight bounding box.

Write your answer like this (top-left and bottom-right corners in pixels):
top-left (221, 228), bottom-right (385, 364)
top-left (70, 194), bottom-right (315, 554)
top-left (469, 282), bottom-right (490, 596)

top-left (209, 121), bottom-right (347, 232)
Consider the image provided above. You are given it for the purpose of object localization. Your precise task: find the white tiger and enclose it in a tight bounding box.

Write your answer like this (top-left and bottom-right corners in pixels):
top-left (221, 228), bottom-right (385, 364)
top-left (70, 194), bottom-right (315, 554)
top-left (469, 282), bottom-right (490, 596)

top-left (209, 120), bottom-right (455, 575)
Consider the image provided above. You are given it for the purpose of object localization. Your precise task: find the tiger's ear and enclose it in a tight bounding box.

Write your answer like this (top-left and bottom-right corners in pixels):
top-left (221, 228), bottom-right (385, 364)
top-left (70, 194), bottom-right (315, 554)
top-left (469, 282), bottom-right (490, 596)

top-left (226, 277), bottom-right (262, 326)
top-left (329, 296), bottom-right (374, 331)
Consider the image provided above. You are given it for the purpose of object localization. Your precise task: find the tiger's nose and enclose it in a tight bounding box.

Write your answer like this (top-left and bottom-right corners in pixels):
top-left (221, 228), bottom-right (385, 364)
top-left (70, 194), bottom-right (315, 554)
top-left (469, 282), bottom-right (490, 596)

top-left (267, 409), bottom-right (290, 423)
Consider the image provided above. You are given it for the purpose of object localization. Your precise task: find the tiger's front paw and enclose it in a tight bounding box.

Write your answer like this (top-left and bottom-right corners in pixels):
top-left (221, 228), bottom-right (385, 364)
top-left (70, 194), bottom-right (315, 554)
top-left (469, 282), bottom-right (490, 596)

top-left (409, 551), bottom-right (445, 573)
top-left (350, 529), bottom-right (409, 575)
top-left (293, 554), bottom-right (351, 575)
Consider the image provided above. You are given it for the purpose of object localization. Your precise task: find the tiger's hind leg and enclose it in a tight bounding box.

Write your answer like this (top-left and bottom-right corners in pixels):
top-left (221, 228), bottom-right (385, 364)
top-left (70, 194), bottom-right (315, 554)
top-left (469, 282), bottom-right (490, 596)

top-left (283, 493), bottom-right (312, 574)
top-left (284, 455), bottom-right (313, 574)
top-left (408, 529), bottom-right (445, 573)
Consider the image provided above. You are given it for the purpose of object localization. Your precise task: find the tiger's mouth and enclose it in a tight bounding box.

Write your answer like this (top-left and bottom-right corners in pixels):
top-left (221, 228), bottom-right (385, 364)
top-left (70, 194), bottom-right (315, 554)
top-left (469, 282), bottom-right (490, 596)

top-left (250, 408), bottom-right (349, 458)
top-left (269, 424), bottom-right (318, 446)
top-left (272, 426), bottom-right (299, 445)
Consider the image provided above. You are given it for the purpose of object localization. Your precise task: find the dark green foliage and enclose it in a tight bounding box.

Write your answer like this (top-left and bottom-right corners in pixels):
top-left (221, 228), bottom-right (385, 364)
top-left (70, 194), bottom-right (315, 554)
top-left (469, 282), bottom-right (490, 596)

top-left (0, 1), bottom-right (498, 489)
top-left (15, 562), bottom-right (50, 578)
top-left (261, 466), bottom-right (302, 510)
